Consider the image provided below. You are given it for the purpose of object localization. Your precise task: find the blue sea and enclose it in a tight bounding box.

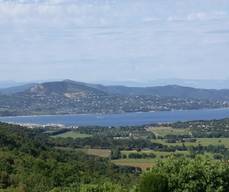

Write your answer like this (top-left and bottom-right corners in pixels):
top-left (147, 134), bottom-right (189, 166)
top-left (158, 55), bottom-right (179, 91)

top-left (1, 108), bottom-right (229, 126)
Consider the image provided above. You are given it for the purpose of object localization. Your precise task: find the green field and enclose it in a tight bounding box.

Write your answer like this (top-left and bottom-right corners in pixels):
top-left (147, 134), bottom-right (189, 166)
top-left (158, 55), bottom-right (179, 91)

top-left (80, 148), bottom-right (111, 158)
top-left (155, 138), bottom-right (229, 148)
top-left (121, 150), bottom-right (189, 156)
top-left (52, 131), bottom-right (92, 139)
top-left (148, 126), bottom-right (190, 137)
top-left (148, 126), bottom-right (229, 149)
top-left (56, 147), bottom-right (111, 158)
top-left (112, 158), bottom-right (156, 170)
top-left (195, 138), bottom-right (229, 147)
top-left (115, 150), bottom-right (214, 170)
top-left (114, 150), bottom-right (189, 170)
top-left (52, 125), bottom-right (229, 171)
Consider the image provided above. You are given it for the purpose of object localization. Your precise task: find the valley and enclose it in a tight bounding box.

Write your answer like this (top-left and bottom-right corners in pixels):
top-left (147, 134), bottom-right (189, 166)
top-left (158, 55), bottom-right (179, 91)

top-left (1, 0), bottom-right (229, 191)
top-left (1, 117), bottom-right (229, 191)
top-left (48, 118), bottom-right (229, 170)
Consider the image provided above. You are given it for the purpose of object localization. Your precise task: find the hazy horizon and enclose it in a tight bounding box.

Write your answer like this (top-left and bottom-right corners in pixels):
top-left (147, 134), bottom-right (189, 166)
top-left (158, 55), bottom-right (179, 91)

top-left (2, 78), bottom-right (229, 90)
top-left (1, 0), bottom-right (229, 82)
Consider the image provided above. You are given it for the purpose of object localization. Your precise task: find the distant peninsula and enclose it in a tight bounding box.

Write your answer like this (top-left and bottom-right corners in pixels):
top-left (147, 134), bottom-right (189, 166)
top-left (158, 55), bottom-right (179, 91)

top-left (0, 80), bottom-right (229, 116)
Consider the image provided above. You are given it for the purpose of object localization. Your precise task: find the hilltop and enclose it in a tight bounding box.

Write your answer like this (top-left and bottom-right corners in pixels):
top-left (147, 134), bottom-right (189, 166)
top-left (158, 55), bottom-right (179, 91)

top-left (0, 80), bottom-right (229, 116)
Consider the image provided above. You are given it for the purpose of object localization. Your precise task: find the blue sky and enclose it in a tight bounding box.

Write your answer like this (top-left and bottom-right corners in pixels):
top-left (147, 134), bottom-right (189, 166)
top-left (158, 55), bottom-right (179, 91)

top-left (0, 0), bottom-right (229, 82)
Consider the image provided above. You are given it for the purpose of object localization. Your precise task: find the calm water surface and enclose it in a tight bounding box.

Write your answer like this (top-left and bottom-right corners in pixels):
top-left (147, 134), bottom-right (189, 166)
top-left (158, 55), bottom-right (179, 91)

top-left (1, 108), bottom-right (229, 126)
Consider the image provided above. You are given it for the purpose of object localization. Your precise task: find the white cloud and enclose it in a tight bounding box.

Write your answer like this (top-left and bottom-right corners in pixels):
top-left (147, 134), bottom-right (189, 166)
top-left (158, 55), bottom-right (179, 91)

top-left (0, 0), bottom-right (229, 81)
top-left (167, 11), bottom-right (228, 22)
top-left (187, 11), bottom-right (228, 21)
top-left (0, 0), bottom-right (228, 26)
top-left (0, 1), bottom-right (113, 26)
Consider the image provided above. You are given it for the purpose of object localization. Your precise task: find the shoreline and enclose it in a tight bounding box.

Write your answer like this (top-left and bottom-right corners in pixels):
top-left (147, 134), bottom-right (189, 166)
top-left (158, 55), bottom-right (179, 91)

top-left (0, 107), bottom-right (229, 119)
top-left (0, 107), bottom-right (229, 127)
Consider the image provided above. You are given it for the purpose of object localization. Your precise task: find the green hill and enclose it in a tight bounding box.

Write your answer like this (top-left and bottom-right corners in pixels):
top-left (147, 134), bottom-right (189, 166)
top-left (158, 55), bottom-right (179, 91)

top-left (1, 80), bottom-right (229, 116)
top-left (0, 122), bottom-right (136, 192)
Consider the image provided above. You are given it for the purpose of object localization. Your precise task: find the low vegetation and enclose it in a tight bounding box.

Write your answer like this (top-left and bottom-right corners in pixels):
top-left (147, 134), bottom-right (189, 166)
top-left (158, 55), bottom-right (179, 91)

top-left (52, 131), bottom-right (92, 139)
top-left (1, 118), bottom-right (229, 191)
top-left (0, 123), bottom-right (137, 192)
top-left (50, 119), bottom-right (229, 170)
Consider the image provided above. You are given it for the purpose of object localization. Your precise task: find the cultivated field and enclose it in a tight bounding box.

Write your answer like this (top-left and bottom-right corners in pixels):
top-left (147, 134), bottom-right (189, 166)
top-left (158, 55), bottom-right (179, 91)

top-left (148, 126), bottom-right (190, 137)
top-left (52, 131), bottom-right (92, 139)
top-left (112, 159), bottom-right (155, 170)
top-left (154, 138), bottom-right (229, 148)
top-left (81, 148), bottom-right (111, 158)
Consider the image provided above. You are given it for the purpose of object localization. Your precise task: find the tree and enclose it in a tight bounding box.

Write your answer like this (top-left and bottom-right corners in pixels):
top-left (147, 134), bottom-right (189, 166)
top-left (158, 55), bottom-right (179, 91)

top-left (138, 156), bottom-right (229, 192)
top-left (138, 171), bottom-right (168, 192)
top-left (110, 147), bottom-right (121, 160)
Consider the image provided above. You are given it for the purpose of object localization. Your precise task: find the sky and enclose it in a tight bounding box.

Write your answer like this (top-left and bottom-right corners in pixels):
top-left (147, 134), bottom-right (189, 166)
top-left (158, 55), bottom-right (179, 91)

top-left (0, 0), bottom-right (229, 83)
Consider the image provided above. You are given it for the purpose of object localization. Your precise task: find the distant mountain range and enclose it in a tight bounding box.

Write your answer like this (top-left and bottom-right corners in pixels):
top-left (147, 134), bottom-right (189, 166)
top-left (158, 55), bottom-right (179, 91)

top-left (96, 79), bottom-right (229, 89)
top-left (0, 80), bottom-right (229, 116)
top-left (2, 79), bottom-right (229, 89)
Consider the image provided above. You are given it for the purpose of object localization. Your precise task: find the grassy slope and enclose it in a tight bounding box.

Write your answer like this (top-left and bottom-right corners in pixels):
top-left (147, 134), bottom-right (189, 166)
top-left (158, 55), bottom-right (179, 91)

top-left (52, 131), bottom-right (92, 139)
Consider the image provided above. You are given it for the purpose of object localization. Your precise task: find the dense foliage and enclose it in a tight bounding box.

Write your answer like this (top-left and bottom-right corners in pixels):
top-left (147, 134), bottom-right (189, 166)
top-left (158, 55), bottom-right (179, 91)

top-left (0, 123), bottom-right (137, 192)
top-left (1, 121), bottom-right (229, 191)
top-left (50, 123), bottom-right (229, 159)
top-left (171, 118), bottom-right (229, 137)
top-left (138, 157), bottom-right (229, 192)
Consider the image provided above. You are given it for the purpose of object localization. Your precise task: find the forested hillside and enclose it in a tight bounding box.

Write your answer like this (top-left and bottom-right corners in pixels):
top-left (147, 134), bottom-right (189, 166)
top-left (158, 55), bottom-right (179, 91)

top-left (1, 122), bottom-right (229, 192)
top-left (0, 122), bottom-right (137, 192)
top-left (1, 80), bottom-right (229, 116)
